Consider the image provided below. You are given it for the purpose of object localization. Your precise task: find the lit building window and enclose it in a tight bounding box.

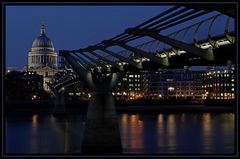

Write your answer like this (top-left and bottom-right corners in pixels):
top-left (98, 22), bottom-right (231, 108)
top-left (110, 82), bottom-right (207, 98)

top-left (168, 87), bottom-right (175, 91)
top-left (232, 88), bottom-right (234, 91)
top-left (88, 93), bottom-right (91, 98)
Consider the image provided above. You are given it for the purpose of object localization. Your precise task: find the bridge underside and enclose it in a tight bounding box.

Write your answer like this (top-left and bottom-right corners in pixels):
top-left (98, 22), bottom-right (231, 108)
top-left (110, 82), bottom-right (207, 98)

top-left (94, 44), bottom-right (235, 74)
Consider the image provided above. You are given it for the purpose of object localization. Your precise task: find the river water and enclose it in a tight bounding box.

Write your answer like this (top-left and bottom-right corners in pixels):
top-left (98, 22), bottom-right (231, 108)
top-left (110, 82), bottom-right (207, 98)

top-left (5, 112), bottom-right (235, 154)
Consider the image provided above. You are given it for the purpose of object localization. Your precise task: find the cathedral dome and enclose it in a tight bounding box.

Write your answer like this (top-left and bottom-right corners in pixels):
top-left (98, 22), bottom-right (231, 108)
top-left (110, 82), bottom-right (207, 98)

top-left (28, 24), bottom-right (58, 69)
top-left (32, 35), bottom-right (54, 48)
top-left (31, 24), bottom-right (55, 50)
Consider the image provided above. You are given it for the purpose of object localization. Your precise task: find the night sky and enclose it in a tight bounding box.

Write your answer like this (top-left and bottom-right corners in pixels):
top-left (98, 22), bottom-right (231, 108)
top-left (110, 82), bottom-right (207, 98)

top-left (5, 5), bottom-right (234, 70)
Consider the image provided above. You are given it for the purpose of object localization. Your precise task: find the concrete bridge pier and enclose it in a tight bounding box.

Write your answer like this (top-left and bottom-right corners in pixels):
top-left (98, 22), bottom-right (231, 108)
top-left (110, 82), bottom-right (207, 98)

top-left (60, 51), bottom-right (123, 154)
top-left (81, 91), bottom-right (122, 154)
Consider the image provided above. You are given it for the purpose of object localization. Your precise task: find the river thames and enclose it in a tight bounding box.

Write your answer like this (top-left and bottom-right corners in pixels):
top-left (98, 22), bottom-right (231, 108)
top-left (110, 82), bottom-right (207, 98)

top-left (5, 112), bottom-right (235, 154)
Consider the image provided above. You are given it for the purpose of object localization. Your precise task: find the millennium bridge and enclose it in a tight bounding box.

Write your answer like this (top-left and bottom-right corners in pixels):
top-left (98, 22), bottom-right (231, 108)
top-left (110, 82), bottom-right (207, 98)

top-left (49, 4), bottom-right (235, 154)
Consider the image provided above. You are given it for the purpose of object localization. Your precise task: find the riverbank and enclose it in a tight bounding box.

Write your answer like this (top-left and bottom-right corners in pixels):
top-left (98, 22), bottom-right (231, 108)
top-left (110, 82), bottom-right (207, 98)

top-left (4, 103), bottom-right (235, 114)
top-left (117, 105), bottom-right (235, 113)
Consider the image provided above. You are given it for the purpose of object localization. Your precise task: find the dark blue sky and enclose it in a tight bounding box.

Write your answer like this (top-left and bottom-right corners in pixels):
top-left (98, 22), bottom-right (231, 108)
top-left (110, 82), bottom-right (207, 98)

top-left (5, 5), bottom-right (234, 70)
top-left (6, 5), bottom-right (171, 67)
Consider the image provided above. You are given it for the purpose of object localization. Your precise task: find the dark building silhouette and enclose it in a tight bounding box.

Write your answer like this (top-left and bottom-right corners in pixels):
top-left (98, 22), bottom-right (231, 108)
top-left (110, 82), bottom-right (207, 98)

top-left (5, 71), bottom-right (47, 101)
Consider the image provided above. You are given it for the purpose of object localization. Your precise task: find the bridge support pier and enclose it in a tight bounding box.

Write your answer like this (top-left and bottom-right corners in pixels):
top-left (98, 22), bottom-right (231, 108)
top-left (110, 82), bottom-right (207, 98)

top-left (60, 51), bottom-right (123, 154)
top-left (81, 91), bottom-right (122, 154)
top-left (53, 94), bottom-right (66, 114)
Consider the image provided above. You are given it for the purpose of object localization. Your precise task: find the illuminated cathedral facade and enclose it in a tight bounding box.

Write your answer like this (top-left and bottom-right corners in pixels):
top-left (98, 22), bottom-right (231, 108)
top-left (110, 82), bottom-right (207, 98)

top-left (28, 24), bottom-right (59, 91)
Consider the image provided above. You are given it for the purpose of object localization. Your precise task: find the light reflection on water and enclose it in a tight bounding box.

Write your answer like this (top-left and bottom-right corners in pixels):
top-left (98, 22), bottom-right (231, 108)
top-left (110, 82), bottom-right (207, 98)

top-left (5, 113), bottom-right (235, 154)
top-left (123, 114), bottom-right (144, 152)
top-left (119, 113), bottom-right (235, 154)
top-left (202, 113), bottom-right (213, 153)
